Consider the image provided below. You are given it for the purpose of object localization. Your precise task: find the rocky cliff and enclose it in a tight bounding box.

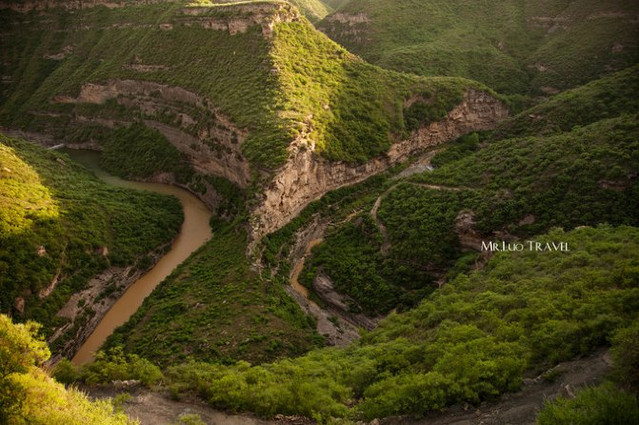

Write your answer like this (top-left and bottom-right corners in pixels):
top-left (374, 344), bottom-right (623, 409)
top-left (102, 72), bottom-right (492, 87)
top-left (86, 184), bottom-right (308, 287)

top-left (250, 89), bottom-right (509, 241)
top-left (67, 79), bottom-right (252, 187)
top-left (1, 0), bottom-right (509, 246)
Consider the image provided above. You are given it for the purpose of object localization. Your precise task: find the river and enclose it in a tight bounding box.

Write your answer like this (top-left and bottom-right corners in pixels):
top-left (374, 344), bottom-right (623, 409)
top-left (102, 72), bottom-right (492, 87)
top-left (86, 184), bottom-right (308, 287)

top-left (60, 149), bottom-right (212, 365)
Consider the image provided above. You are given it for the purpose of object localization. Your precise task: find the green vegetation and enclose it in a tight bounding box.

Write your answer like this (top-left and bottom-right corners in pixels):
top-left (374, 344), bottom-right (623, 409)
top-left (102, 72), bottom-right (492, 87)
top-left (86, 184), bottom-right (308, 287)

top-left (2, 1), bottom-right (638, 423)
top-left (413, 115), bottom-right (639, 234)
top-left (189, 0), bottom-right (334, 22)
top-left (610, 321), bottom-right (639, 392)
top-left (104, 224), bottom-right (322, 367)
top-left (537, 320), bottom-right (639, 425)
top-left (97, 122), bottom-right (244, 220)
top-left (319, 0), bottom-right (639, 94)
top-left (164, 225), bottom-right (639, 420)
top-left (0, 134), bottom-right (182, 345)
top-left (298, 113), bottom-right (638, 315)
top-left (495, 65), bottom-right (639, 138)
top-left (301, 197), bottom-right (448, 314)
top-left (288, 0), bottom-right (332, 22)
top-left (0, 314), bottom-right (136, 425)
top-left (53, 347), bottom-right (163, 387)
top-left (537, 382), bottom-right (639, 425)
top-left (0, 0), bottom-right (475, 170)
top-left (270, 20), bottom-right (467, 163)
top-left (100, 123), bottom-right (193, 182)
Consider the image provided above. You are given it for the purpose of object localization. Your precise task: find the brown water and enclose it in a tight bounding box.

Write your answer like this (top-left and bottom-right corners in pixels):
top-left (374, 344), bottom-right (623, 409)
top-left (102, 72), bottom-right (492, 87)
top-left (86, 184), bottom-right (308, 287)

top-left (290, 238), bottom-right (323, 299)
top-left (62, 149), bottom-right (212, 365)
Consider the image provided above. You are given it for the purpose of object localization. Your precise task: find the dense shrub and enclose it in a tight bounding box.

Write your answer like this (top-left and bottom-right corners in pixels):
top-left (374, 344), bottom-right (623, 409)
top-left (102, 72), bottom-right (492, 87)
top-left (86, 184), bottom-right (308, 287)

top-left (1, 314), bottom-right (134, 425)
top-left (80, 347), bottom-right (163, 387)
top-left (537, 383), bottom-right (639, 425)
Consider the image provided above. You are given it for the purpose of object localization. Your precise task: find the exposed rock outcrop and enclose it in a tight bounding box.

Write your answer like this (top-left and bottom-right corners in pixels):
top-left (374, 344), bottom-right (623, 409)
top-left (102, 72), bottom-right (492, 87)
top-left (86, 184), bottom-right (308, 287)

top-left (38, 271), bottom-right (60, 299)
top-left (180, 1), bottom-right (301, 37)
top-left (14, 297), bottom-right (24, 314)
top-left (324, 12), bottom-right (370, 24)
top-left (455, 209), bottom-right (483, 251)
top-left (67, 79), bottom-right (251, 187)
top-left (251, 89), bottom-right (509, 241)
top-left (313, 273), bottom-right (378, 330)
top-left (49, 245), bottom-right (167, 362)
top-left (318, 11), bottom-right (371, 42)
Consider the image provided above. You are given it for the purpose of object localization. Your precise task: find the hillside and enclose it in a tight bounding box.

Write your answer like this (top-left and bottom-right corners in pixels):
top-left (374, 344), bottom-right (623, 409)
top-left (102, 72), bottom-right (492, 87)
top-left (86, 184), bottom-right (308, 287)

top-left (3, 1), bottom-right (638, 423)
top-left (287, 68), bottom-right (638, 316)
top-left (0, 314), bottom-right (136, 425)
top-left (318, 0), bottom-right (639, 94)
top-left (0, 0), bottom-right (488, 169)
top-left (158, 225), bottom-right (639, 420)
top-left (0, 134), bottom-right (182, 355)
top-left (0, 0), bottom-right (507, 238)
top-left (104, 224), bottom-right (323, 367)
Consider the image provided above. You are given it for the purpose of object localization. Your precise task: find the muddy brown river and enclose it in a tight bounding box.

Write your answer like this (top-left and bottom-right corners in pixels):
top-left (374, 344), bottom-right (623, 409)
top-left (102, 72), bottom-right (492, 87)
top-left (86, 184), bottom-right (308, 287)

top-left (61, 149), bottom-right (212, 365)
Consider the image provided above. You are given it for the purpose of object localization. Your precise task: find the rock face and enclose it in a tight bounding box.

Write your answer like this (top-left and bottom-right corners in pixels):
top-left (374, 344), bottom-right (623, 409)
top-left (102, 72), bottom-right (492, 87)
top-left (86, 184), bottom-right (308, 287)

top-left (313, 273), bottom-right (378, 330)
top-left (181, 2), bottom-right (301, 37)
top-left (49, 245), bottom-right (167, 362)
top-left (251, 89), bottom-right (509, 240)
top-left (68, 79), bottom-right (251, 187)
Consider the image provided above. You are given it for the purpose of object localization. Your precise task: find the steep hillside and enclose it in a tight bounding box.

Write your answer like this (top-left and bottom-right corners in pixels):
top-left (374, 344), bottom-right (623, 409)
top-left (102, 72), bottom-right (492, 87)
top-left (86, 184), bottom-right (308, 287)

top-left (495, 64), bottom-right (639, 138)
top-left (0, 134), bottom-right (182, 354)
top-left (104, 223), bottom-right (323, 367)
top-left (291, 69), bottom-right (638, 316)
top-left (164, 225), bottom-right (639, 420)
top-left (318, 0), bottom-right (639, 94)
top-left (0, 314), bottom-right (136, 425)
top-left (0, 0), bottom-right (507, 238)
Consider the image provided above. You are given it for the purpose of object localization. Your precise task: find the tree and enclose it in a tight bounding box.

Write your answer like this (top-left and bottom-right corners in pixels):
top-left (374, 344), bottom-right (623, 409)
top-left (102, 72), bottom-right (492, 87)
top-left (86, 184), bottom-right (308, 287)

top-left (0, 314), bottom-right (50, 424)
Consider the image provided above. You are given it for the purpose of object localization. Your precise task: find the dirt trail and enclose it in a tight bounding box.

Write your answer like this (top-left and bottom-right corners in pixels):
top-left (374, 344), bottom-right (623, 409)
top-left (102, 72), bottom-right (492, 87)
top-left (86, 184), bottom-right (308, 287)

top-left (89, 387), bottom-right (276, 425)
top-left (369, 150), bottom-right (462, 254)
top-left (370, 192), bottom-right (392, 254)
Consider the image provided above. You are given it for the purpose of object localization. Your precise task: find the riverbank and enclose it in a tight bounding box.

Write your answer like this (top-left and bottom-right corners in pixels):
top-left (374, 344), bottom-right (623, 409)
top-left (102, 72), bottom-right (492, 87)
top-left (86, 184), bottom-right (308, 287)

top-left (52, 149), bottom-right (212, 365)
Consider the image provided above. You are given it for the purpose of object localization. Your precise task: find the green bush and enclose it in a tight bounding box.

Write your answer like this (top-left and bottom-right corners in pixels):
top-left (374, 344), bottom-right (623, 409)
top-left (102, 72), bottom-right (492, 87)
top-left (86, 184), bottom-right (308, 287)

top-left (52, 358), bottom-right (80, 385)
top-left (611, 320), bottom-right (639, 392)
top-left (537, 383), bottom-right (639, 425)
top-left (80, 347), bottom-right (163, 387)
top-left (0, 314), bottom-right (134, 425)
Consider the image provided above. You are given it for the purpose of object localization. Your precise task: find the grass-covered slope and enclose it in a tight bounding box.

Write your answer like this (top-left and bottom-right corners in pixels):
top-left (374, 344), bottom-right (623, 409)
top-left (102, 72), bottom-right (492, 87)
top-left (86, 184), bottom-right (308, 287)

top-left (318, 0), bottom-right (639, 94)
top-left (495, 64), bottom-right (639, 138)
top-left (0, 0), bottom-right (476, 170)
top-left (165, 225), bottom-right (639, 420)
top-left (0, 134), bottom-right (182, 339)
top-left (296, 116), bottom-right (638, 314)
top-left (0, 314), bottom-right (136, 425)
top-left (104, 223), bottom-right (322, 367)
top-left (294, 68), bottom-right (639, 316)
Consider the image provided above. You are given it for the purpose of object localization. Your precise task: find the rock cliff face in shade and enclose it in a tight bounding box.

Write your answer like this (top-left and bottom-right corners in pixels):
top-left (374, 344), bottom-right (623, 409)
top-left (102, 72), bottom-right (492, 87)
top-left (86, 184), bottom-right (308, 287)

top-left (250, 89), bottom-right (509, 241)
top-left (67, 79), bottom-right (252, 187)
